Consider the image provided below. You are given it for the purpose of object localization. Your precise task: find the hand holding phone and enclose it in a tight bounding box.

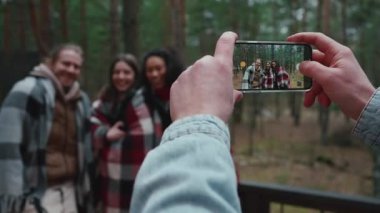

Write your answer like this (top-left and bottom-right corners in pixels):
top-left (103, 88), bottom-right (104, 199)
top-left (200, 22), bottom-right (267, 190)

top-left (233, 41), bottom-right (312, 92)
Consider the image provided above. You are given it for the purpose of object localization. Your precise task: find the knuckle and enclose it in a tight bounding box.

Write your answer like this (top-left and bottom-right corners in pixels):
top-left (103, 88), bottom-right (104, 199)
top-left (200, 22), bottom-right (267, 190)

top-left (340, 46), bottom-right (353, 57)
top-left (193, 55), bottom-right (214, 67)
top-left (316, 32), bottom-right (325, 37)
top-left (321, 71), bottom-right (336, 86)
top-left (218, 36), bottom-right (230, 45)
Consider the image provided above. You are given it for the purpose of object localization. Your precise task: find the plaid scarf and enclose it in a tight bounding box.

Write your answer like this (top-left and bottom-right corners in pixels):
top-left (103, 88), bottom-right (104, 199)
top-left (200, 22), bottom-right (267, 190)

top-left (241, 66), bottom-right (252, 89)
top-left (0, 64), bottom-right (94, 212)
top-left (274, 66), bottom-right (290, 89)
top-left (91, 88), bottom-right (162, 212)
top-left (262, 69), bottom-right (275, 89)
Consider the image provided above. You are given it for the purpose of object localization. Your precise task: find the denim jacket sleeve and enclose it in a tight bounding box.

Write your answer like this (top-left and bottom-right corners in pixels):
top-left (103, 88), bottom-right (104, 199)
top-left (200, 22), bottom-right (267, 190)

top-left (130, 115), bottom-right (241, 213)
top-left (353, 88), bottom-right (380, 150)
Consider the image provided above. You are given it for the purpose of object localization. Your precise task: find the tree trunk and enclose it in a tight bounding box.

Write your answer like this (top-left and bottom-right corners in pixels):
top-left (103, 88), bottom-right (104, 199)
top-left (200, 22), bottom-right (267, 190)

top-left (197, 2), bottom-right (217, 56)
top-left (3, 1), bottom-right (12, 55)
top-left (272, 0), bottom-right (282, 119)
top-left (59, 0), bottom-right (69, 41)
top-left (79, 0), bottom-right (88, 90)
top-left (169, 0), bottom-right (186, 62)
top-left (122, 0), bottom-right (140, 56)
top-left (160, 1), bottom-right (170, 47)
top-left (79, 0), bottom-right (88, 54)
top-left (230, 0), bottom-right (240, 34)
top-left (229, 0), bottom-right (240, 145)
top-left (271, 0), bottom-right (279, 39)
top-left (340, 0), bottom-right (347, 45)
top-left (301, 0), bottom-right (308, 31)
top-left (248, 95), bottom-right (258, 156)
top-left (319, 0), bottom-right (331, 145)
top-left (289, 0), bottom-right (302, 126)
top-left (340, 0), bottom-right (351, 122)
top-left (28, 0), bottom-right (48, 56)
top-left (110, 0), bottom-right (120, 56)
top-left (17, 0), bottom-right (27, 51)
top-left (40, 0), bottom-right (53, 50)
top-left (316, 0), bottom-right (323, 31)
top-left (322, 0), bottom-right (330, 34)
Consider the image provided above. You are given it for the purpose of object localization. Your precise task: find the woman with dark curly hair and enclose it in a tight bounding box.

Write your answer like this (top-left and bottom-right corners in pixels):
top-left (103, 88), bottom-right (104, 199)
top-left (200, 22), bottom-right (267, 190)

top-left (141, 48), bottom-right (184, 135)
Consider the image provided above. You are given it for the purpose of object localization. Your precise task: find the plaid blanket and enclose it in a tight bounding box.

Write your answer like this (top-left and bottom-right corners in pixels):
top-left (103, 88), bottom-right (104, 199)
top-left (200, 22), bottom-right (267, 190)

top-left (241, 66), bottom-right (252, 89)
top-left (91, 88), bottom-right (161, 212)
top-left (274, 67), bottom-right (290, 89)
top-left (262, 69), bottom-right (275, 89)
top-left (0, 68), bottom-right (94, 212)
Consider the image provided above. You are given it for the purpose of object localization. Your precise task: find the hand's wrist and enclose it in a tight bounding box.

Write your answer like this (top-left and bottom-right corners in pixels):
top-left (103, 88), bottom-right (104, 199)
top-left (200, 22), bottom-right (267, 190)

top-left (352, 85), bottom-right (376, 120)
top-left (162, 114), bottom-right (230, 148)
top-left (355, 87), bottom-right (380, 121)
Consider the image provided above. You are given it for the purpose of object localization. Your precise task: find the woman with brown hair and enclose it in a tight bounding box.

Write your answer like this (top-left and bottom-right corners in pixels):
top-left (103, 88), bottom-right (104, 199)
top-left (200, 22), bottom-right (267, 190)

top-left (91, 54), bottom-right (157, 212)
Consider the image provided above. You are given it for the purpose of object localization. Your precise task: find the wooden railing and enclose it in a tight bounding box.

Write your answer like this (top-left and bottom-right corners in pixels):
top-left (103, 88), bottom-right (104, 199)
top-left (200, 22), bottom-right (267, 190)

top-left (238, 181), bottom-right (380, 213)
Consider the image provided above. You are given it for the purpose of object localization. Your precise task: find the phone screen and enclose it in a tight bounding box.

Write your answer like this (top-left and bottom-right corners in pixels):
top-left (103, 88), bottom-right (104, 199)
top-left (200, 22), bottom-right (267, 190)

top-left (233, 41), bottom-right (312, 92)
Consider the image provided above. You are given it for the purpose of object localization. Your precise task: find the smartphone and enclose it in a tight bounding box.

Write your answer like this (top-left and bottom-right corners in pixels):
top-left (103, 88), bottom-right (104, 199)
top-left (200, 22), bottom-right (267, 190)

top-left (233, 41), bottom-right (312, 92)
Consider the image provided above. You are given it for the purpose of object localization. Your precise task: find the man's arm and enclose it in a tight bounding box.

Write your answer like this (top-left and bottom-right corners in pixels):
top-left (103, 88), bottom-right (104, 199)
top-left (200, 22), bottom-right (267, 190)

top-left (352, 88), bottom-right (380, 149)
top-left (130, 115), bottom-right (240, 213)
top-left (131, 32), bottom-right (243, 212)
top-left (241, 66), bottom-right (253, 89)
top-left (0, 77), bottom-right (37, 212)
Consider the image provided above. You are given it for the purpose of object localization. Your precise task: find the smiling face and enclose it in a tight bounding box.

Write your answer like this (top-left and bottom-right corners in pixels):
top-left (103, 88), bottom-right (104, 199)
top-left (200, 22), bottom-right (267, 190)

top-left (51, 49), bottom-right (83, 88)
top-left (255, 59), bottom-right (262, 69)
top-left (271, 61), bottom-right (277, 69)
top-left (265, 61), bottom-right (271, 70)
top-left (112, 61), bottom-right (136, 92)
top-left (145, 56), bottom-right (167, 90)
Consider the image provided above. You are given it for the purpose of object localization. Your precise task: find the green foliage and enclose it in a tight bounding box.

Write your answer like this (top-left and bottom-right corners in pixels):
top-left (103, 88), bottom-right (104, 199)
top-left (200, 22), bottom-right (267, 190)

top-left (77, 1), bottom-right (110, 97)
top-left (139, 0), bottom-right (166, 54)
top-left (1, 0), bottom-right (380, 93)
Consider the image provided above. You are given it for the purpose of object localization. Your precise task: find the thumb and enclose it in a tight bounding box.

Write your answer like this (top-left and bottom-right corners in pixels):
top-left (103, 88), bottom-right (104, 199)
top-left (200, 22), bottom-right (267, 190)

top-left (114, 121), bottom-right (124, 128)
top-left (233, 90), bottom-right (243, 104)
top-left (300, 61), bottom-right (330, 82)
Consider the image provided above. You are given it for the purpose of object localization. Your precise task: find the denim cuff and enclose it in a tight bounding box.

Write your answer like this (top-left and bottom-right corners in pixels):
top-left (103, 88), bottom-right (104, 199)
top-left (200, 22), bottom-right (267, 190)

top-left (353, 88), bottom-right (380, 148)
top-left (161, 115), bottom-right (230, 149)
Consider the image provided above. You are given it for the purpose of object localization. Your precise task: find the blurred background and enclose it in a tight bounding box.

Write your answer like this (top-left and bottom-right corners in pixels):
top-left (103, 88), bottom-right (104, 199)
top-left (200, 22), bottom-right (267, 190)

top-left (1, 0), bottom-right (380, 208)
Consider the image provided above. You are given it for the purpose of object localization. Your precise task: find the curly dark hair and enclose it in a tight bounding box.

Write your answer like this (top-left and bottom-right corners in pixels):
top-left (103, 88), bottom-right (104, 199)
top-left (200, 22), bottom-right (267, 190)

top-left (141, 48), bottom-right (184, 90)
top-left (141, 48), bottom-right (184, 129)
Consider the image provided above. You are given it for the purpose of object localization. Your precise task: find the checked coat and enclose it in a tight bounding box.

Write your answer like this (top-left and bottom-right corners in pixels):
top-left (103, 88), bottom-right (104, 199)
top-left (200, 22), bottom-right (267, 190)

top-left (91, 88), bottom-right (162, 212)
top-left (0, 65), bottom-right (94, 212)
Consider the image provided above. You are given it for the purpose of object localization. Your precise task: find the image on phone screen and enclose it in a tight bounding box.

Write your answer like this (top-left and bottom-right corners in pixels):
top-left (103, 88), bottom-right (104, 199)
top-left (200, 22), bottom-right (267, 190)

top-left (233, 41), bottom-right (312, 92)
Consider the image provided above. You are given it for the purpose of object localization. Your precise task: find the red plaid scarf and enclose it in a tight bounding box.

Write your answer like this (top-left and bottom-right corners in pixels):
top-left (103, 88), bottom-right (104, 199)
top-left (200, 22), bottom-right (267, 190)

top-left (91, 89), bottom-right (162, 212)
top-left (262, 69), bottom-right (275, 89)
top-left (273, 66), bottom-right (290, 89)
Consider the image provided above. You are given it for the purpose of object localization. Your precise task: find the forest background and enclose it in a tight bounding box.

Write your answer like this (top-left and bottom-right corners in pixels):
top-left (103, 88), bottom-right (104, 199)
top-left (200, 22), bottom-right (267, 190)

top-left (1, 0), bottom-right (380, 207)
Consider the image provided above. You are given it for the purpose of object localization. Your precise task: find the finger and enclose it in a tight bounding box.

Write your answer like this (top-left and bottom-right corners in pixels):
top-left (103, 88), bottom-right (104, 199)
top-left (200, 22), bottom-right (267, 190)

top-left (233, 90), bottom-right (243, 104)
top-left (114, 121), bottom-right (124, 127)
top-left (303, 81), bottom-right (322, 107)
top-left (303, 90), bottom-right (316, 107)
top-left (312, 50), bottom-right (325, 64)
top-left (214, 31), bottom-right (238, 67)
top-left (299, 60), bottom-right (332, 82)
top-left (287, 32), bottom-right (344, 59)
top-left (172, 65), bottom-right (191, 86)
top-left (169, 81), bottom-right (179, 119)
top-left (317, 91), bottom-right (331, 107)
